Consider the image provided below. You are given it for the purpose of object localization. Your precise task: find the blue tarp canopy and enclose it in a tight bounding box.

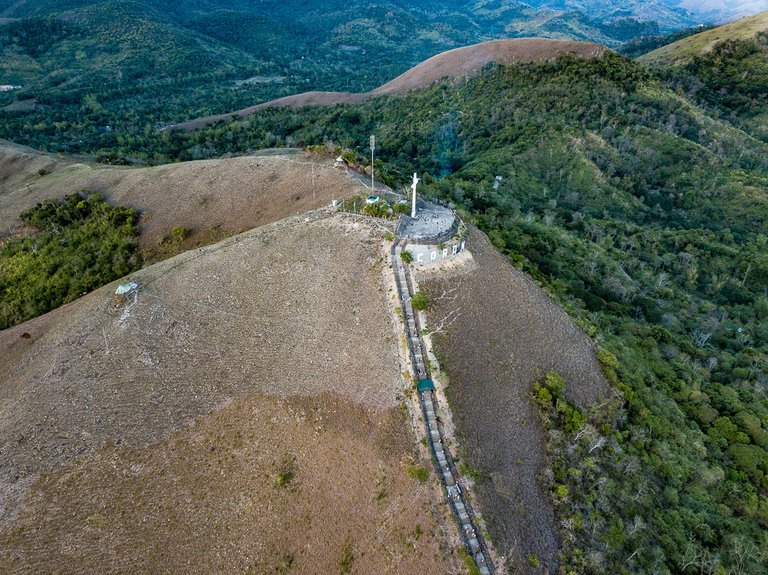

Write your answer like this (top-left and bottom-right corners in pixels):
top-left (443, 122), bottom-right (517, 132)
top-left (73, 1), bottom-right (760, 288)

top-left (417, 379), bottom-right (435, 392)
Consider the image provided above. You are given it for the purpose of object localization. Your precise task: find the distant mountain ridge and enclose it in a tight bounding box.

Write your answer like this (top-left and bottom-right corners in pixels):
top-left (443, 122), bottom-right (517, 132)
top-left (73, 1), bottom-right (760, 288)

top-left (639, 9), bottom-right (768, 64)
top-left (0, 0), bottom-right (754, 154)
top-left (526, 0), bottom-right (768, 24)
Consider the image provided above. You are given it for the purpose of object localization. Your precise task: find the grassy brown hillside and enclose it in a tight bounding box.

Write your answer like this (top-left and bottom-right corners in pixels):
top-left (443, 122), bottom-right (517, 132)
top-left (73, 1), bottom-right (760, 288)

top-left (639, 10), bottom-right (768, 64)
top-left (0, 143), bottom-right (366, 256)
top-left (371, 38), bottom-right (606, 95)
top-left (421, 229), bottom-right (611, 574)
top-left (0, 214), bottom-right (456, 574)
top-left (172, 38), bottom-right (607, 131)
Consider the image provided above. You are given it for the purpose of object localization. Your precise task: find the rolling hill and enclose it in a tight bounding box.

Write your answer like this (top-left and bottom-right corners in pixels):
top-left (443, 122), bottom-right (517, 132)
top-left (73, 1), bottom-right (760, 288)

top-left (172, 38), bottom-right (607, 130)
top-left (0, 213), bottom-right (458, 574)
top-left (0, 141), bottom-right (371, 329)
top-left (639, 9), bottom-right (768, 63)
top-left (0, 142), bottom-right (365, 253)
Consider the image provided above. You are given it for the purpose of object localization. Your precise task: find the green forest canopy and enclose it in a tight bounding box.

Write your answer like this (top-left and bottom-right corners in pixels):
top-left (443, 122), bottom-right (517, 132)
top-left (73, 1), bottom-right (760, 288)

top-left (0, 192), bottom-right (141, 330)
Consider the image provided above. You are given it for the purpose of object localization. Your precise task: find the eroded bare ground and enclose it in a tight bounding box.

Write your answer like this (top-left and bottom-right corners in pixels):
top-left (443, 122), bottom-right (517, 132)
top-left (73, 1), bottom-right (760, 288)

top-left (420, 228), bottom-right (611, 574)
top-left (0, 214), bottom-right (454, 574)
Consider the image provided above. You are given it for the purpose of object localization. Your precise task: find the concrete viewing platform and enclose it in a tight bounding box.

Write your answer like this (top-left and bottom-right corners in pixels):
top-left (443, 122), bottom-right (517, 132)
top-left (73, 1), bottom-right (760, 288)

top-left (397, 199), bottom-right (457, 243)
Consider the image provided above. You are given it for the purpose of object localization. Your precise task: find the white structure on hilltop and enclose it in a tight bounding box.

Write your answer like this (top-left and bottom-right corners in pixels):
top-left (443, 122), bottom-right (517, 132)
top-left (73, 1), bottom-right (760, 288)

top-left (411, 172), bottom-right (420, 218)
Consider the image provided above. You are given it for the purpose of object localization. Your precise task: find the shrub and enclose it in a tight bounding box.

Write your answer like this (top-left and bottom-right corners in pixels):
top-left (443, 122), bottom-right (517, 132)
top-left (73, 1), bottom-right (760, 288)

top-left (275, 457), bottom-right (296, 487)
top-left (363, 201), bottom-right (390, 218)
top-left (393, 202), bottom-right (411, 214)
top-left (463, 553), bottom-right (483, 575)
top-left (412, 291), bottom-right (429, 310)
top-left (544, 371), bottom-right (565, 396)
top-left (339, 540), bottom-right (355, 573)
top-left (275, 468), bottom-right (294, 487)
top-left (459, 462), bottom-right (482, 482)
top-left (407, 464), bottom-right (429, 483)
top-left (171, 226), bottom-right (190, 240)
top-left (534, 384), bottom-right (554, 406)
top-left (400, 250), bottom-right (413, 264)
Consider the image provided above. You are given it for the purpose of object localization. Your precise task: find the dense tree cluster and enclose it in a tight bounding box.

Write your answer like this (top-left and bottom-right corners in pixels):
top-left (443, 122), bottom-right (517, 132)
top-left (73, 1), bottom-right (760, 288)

top-left (0, 193), bottom-right (141, 330)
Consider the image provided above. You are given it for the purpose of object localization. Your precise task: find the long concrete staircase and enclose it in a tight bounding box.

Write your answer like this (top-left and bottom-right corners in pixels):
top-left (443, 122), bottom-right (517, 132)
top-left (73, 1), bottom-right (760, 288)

top-left (391, 241), bottom-right (495, 575)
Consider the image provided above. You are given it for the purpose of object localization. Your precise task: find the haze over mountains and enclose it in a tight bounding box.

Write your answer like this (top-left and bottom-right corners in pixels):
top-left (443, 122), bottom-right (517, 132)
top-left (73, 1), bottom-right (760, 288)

top-left (528, 0), bottom-right (768, 22)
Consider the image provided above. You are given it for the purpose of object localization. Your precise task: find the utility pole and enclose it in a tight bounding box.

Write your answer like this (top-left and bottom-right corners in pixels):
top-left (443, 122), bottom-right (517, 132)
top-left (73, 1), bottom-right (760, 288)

top-left (411, 172), bottom-right (419, 218)
top-left (370, 134), bottom-right (375, 191)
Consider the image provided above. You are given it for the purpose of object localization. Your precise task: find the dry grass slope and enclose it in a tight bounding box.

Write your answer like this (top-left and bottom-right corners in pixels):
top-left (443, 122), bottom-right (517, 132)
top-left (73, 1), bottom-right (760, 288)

top-left (420, 228), bottom-right (611, 574)
top-left (0, 143), bottom-right (367, 254)
top-left (172, 38), bottom-right (607, 131)
top-left (0, 214), bottom-right (453, 574)
top-left (639, 10), bottom-right (768, 65)
top-left (371, 38), bottom-right (605, 95)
